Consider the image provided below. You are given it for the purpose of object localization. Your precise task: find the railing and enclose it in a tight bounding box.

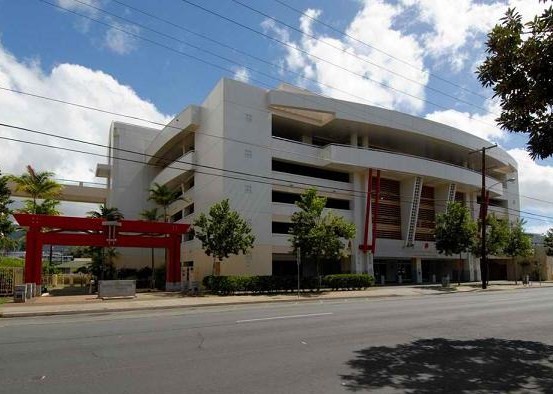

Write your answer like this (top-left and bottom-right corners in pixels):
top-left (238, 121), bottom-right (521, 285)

top-left (272, 136), bottom-right (500, 182)
top-left (0, 268), bottom-right (24, 296)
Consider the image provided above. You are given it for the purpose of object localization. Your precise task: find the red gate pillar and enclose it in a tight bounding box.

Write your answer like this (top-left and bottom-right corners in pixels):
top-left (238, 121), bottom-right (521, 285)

top-left (166, 235), bottom-right (182, 291)
top-left (33, 232), bottom-right (44, 286)
top-left (24, 227), bottom-right (38, 284)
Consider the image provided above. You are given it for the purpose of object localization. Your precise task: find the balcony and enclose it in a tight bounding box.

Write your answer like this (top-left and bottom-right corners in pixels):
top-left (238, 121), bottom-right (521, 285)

top-left (321, 143), bottom-right (499, 190)
top-left (151, 151), bottom-right (196, 190)
top-left (146, 105), bottom-right (200, 165)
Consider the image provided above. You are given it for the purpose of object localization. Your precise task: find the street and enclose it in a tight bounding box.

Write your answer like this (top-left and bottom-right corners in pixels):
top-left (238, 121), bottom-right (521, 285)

top-left (1, 287), bottom-right (553, 393)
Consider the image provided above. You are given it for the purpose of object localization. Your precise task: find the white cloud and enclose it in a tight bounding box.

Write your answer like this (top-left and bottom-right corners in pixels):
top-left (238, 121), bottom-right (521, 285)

top-left (263, 1), bottom-right (429, 113)
top-left (56, 0), bottom-right (101, 14)
top-left (398, 0), bottom-right (550, 70)
top-left (425, 100), bottom-right (505, 142)
top-left (233, 67), bottom-right (250, 83)
top-left (508, 148), bottom-right (553, 233)
top-left (0, 42), bottom-right (170, 209)
top-left (104, 23), bottom-right (139, 55)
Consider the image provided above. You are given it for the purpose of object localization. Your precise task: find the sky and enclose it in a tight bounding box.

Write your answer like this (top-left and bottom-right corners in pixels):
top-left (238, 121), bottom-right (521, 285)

top-left (0, 0), bottom-right (551, 233)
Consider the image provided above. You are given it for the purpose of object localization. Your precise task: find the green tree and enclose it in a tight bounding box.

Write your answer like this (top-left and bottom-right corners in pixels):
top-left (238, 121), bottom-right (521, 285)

top-left (148, 183), bottom-right (182, 222)
top-left (87, 205), bottom-right (124, 280)
top-left (472, 214), bottom-right (510, 285)
top-left (8, 165), bottom-right (62, 214)
top-left (193, 199), bottom-right (255, 276)
top-left (140, 207), bottom-right (161, 289)
top-left (289, 189), bottom-right (356, 287)
top-left (0, 171), bottom-right (15, 255)
top-left (477, 3), bottom-right (553, 159)
top-left (504, 219), bottom-right (534, 284)
top-left (435, 202), bottom-right (478, 285)
top-left (543, 228), bottom-right (553, 256)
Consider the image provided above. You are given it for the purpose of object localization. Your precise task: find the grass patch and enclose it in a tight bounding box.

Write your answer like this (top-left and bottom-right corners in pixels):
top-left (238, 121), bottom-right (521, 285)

top-left (0, 257), bottom-right (24, 268)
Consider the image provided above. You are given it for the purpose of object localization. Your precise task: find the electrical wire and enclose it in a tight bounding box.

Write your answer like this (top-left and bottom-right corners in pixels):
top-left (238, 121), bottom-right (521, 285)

top-left (2, 121), bottom-right (552, 226)
top-left (39, 0), bottom-right (505, 145)
top-left (271, 0), bottom-right (491, 101)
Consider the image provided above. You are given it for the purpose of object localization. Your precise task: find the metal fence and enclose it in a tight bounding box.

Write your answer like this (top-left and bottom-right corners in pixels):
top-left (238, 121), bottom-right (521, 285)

top-left (0, 268), bottom-right (24, 296)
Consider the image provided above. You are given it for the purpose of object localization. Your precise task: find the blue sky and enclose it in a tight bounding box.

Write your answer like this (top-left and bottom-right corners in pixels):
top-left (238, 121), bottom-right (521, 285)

top-left (0, 0), bottom-right (551, 232)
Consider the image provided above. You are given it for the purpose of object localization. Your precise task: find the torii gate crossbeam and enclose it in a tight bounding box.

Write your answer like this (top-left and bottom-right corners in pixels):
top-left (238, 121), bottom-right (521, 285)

top-left (14, 214), bottom-right (190, 291)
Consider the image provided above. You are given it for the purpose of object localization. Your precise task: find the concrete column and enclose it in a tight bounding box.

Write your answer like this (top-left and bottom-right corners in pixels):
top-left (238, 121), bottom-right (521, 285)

top-left (367, 253), bottom-right (374, 276)
top-left (350, 132), bottom-right (358, 147)
top-left (361, 135), bottom-right (369, 148)
top-left (473, 256), bottom-right (481, 282)
top-left (462, 255), bottom-right (473, 281)
top-left (351, 172), bottom-right (365, 274)
top-left (412, 257), bottom-right (422, 284)
top-left (302, 135), bottom-right (312, 144)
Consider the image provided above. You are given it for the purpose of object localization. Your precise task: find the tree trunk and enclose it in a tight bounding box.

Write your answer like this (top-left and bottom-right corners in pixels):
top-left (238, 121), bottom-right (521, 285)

top-left (514, 257), bottom-right (517, 285)
top-left (316, 258), bottom-right (321, 291)
top-left (151, 247), bottom-right (155, 290)
top-left (458, 253), bottom-right (462, 286)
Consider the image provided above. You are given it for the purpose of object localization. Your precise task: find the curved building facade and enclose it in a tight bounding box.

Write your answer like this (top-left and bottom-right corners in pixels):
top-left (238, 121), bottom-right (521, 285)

top-left (99, 78), bottom-right (519, 287)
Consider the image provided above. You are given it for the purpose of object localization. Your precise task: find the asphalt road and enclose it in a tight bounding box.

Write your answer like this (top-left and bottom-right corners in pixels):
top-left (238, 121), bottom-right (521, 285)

top-left (1, 287), bottom-right (553, 394)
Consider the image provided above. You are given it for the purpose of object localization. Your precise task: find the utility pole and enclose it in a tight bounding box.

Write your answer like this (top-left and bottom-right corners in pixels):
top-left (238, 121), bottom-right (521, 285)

top-left (470, 144), bottom-right (497, 289)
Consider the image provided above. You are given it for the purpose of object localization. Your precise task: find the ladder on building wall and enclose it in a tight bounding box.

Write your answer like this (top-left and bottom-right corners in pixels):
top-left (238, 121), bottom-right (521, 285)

top-left (446, 183), bottom-right (457, 212)
top-left (405, 177), bottom-right (423, 247)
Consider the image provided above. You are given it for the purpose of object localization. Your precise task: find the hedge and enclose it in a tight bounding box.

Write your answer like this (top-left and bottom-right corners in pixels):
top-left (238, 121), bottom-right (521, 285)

top-left (202, 274), bottom-right (374, 295)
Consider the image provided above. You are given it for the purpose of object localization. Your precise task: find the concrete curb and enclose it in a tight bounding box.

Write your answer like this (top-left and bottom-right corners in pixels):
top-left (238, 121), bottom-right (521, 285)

top-left (0, 288), bottom-right (485, 318)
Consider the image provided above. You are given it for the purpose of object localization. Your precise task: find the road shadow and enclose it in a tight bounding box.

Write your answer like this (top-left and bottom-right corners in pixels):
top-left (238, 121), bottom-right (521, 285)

top-left (341, 338), bottom-right (553, 393)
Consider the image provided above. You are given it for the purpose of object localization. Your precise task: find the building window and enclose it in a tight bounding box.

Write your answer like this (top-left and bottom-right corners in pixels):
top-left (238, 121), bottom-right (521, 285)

top-left (272, 159), bottom-right (350, 183)
top-left (272, 221), bottom-right (292, 234)
top-left (245, 149), bottom-right (252, 159)
top-left (182, 233), bottom-right (194, 242)
top-left (171, 210), bottom-right (183, 223)
top-left (245, 184), bottom-right (252, 193)
top-left (245, 113), bottom-right (252, 122)
top-left (183, 203), bottom-right (195, 217)
top-left (272, 190), bottom-right (350, 210)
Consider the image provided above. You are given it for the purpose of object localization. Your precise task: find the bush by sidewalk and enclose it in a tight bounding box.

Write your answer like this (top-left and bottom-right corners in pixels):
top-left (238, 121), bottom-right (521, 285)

top-left (203, 274), bottom-right (375, 295)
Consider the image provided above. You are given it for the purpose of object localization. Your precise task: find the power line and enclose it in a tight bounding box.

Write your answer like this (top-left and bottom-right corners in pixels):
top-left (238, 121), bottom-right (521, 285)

top-left (271, 0), bottom-right (491, 102)
top-left (2, 121), bottom-right (553, 226)
top-left (42, 0), bottom-right (504, 140)
top-left (229, 0), bottom-right (493, 113)
top-left (178, 0), bottom-right (495, 115)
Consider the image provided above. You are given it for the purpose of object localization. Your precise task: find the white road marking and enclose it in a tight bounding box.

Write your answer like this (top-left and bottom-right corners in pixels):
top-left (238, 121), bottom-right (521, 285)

top-left (236, 312), bottom-right (333, 323)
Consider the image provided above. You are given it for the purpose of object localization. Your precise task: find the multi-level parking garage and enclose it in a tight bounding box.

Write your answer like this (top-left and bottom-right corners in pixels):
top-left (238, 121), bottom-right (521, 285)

top-left (98, 79), bottom-right (519, 287)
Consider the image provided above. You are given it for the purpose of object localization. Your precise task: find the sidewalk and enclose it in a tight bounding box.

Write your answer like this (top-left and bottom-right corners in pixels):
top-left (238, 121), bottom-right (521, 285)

top-left (1, 281), bottom-right (551, 318)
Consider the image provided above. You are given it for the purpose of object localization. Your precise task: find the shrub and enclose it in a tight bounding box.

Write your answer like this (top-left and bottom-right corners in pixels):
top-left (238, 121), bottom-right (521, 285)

top-left (202, 274), bottom-right (374, 295)
top-left (323, 274), bottom-right (374, 290)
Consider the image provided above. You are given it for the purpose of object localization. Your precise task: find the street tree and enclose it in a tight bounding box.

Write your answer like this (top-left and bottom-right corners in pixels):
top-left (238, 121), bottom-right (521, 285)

top-left (435, 202), bottom-right (478, 285)
top-left (148, 183), bottom-right (182, 222)
top-left (504, 219), bottom-right (534, 284)
top-left (477, 3), bottom-right (553, 159)
top-left (8, 165), bottom-right (62, 214)
top-left (140, 207), bottom-right (161, 289)
top-left (0, 171), bottom-right (15, 255)
top-left (289, 189), bottom-right (356, 287)
top-left (543, 228), bottom-right (553, 256)
top-left (87, 205), bottom-right (125, 280)
top-left (193, 199), bottom-right (255, 276)
top-left (472, 214), bottom-right (510, 284)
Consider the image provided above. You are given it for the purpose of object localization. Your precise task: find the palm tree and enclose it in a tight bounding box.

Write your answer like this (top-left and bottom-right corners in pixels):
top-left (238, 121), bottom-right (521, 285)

top-left (8, 165), bottom-right (62, 214)
top-left (140, 208), bottom-right (160, 289)
top-left (87, 205), bottom-right (124, 221)
top-left (148, 183), bottom-right (182, 222)
top-left (87, 205), bottom-right (124, 280)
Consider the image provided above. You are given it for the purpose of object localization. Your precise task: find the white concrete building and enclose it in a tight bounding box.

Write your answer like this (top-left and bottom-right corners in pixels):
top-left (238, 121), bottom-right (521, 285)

top-left (97, 78), bottom-right (520, 285)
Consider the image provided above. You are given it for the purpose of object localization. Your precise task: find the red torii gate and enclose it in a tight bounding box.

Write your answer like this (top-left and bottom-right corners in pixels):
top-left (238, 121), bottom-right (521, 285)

top-left (14, 214), bottom-right (190, 291)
